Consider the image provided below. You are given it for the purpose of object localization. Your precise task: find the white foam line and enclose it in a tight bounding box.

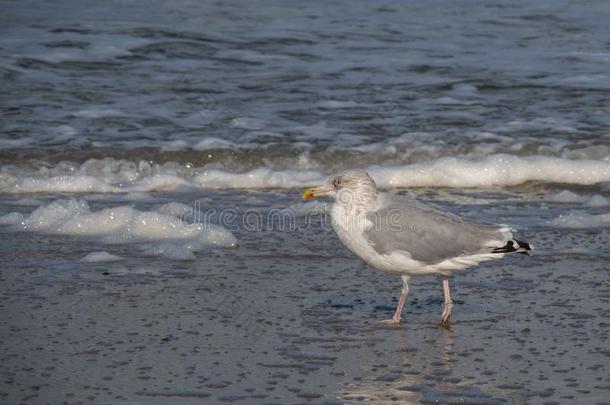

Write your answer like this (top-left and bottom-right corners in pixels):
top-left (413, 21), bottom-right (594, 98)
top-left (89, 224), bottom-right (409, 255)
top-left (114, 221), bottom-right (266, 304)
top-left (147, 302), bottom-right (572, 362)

top-left (0, 154), bottom-right (608, 193)
top-left (368, 155), bottom-right (610, 188)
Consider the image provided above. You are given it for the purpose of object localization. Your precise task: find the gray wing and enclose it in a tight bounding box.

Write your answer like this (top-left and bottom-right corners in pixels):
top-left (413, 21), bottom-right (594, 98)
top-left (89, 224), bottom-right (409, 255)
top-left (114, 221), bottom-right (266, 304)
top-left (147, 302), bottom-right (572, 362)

top-left (364, 195), bottom-right (510, 265)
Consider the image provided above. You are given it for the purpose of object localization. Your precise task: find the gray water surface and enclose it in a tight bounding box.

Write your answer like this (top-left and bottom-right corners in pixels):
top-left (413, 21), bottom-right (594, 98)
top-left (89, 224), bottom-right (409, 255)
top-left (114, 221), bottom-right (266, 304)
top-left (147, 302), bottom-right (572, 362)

top-left (1, 189), bottom-right (609, 404)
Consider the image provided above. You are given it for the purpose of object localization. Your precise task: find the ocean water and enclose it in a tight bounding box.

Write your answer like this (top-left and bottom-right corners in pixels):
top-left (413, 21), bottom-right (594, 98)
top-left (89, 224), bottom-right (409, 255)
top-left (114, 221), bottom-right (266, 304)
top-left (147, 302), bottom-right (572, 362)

top-left (1, 0), bottom-right (609, 404)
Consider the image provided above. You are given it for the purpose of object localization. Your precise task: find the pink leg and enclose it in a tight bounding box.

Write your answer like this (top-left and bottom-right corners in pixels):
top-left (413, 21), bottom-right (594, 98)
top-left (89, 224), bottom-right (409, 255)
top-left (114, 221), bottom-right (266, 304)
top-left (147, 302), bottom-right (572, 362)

top-left (379, 276), bottom-right (410, 325)
top-left (438, 275), bottom-right (454, 327)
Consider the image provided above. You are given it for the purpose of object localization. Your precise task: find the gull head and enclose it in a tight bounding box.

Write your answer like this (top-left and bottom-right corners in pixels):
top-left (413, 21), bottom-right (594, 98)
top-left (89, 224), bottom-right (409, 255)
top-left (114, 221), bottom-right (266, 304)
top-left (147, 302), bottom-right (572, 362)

top-left (303, 170), bottom-right (378, 210)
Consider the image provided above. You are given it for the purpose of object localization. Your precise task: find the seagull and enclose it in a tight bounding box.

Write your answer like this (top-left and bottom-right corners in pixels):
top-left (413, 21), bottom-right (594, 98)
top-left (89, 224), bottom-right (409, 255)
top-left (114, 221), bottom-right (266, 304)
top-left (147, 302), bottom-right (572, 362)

top-left (303, 170), bottom-right (532, 326)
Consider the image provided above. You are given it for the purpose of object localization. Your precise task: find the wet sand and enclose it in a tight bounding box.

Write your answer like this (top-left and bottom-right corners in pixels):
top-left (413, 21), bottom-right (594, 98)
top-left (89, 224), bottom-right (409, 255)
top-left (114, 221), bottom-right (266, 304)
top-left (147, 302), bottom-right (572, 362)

top-left (1, 190), bottom-right (609, 404)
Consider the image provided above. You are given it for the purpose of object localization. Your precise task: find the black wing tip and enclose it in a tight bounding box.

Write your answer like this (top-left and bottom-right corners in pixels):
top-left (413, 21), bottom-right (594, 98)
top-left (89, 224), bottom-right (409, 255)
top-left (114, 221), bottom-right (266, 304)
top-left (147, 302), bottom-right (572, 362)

top-left (491, 239), bottom-right (533, 255)
top-left (516, 239), bottom-right (533, 251)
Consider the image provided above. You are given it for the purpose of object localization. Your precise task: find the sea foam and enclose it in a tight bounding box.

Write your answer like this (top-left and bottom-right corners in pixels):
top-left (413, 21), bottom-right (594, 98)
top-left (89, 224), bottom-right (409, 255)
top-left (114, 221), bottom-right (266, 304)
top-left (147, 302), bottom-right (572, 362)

top-left (81, 251), bottom-right (122, 262)
top-left (369, 155), bottom-right (610, 188)
top-left (1, 199), bottom-right (237, 260)
top-left (550, 212), bottom-right (610, 228)
top-left (0, 154), bottom-right (608, 193)
top-left (549, 190), bottom-right (609, 207)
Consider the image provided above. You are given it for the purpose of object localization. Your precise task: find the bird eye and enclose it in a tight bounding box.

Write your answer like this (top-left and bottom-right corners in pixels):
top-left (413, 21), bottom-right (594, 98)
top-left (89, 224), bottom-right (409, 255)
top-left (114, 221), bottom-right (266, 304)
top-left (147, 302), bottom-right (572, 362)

top-left (333, 178), bottom-right (342, 188)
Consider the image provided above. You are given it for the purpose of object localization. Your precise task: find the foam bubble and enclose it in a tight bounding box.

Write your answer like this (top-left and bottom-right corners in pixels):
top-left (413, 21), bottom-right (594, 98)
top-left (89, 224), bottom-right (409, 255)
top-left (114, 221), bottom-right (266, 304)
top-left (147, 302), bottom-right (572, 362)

top-left (143, 244), bottom-right (198, 261)
top-left (0, 212), bottom-right (25, 225)
top-left (549, 212), bottom-right (610, 228)
top-left (193, 137), bottom-right (239, 151)
top-left (81, 251), bottom-right (122, 262)
top-left (587, 195), bottom-right (609, 207)
top-left (6, 199), bottom-right (237, 260)
top-left (192, 167), bottom-right (325, 189)
top-left (14, 175), bottom-right (117, 193)
top-left (550, 190), bottom-right (584, 203)
top-left (230, 117), bottom-right (266, 130)
top-left (549, 190), bottom-right (609, 206)
top-left (161, 140), bottom-right (190, 152)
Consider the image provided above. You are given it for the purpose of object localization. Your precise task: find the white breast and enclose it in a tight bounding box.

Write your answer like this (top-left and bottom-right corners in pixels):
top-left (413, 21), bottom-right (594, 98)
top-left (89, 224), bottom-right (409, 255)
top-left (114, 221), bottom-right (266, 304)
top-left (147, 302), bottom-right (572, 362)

top-left (331, 203), bottom-right (427, 275)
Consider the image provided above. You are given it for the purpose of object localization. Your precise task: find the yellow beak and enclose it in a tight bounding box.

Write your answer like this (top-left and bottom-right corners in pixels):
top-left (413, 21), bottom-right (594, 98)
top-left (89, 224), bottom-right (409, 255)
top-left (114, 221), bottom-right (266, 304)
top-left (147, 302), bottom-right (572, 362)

top-left (302, 185), bottom-right (331, 200)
